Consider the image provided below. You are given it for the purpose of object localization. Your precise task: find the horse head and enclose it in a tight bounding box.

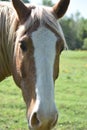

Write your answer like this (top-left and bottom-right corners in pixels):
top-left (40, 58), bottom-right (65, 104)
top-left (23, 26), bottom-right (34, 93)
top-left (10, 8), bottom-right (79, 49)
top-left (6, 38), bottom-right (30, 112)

top-left (12, 0), bottom-right (70, 130)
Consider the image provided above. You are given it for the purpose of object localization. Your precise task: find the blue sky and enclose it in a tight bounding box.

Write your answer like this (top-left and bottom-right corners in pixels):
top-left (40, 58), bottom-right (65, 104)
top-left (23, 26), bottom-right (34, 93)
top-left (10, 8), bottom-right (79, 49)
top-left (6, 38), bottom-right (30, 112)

top-left (30, 0), bottom-right (87, 18)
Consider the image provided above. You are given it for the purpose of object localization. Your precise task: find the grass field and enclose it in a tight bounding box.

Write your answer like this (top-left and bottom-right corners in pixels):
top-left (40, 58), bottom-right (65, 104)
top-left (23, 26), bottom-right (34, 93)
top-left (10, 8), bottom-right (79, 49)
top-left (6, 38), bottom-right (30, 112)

top-left (0, 51), bottom-right (87, 130)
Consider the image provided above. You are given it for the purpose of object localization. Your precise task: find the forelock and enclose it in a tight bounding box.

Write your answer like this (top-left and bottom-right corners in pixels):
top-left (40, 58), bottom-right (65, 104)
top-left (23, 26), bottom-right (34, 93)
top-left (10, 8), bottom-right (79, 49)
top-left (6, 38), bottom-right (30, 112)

top-left (16, 5), bottom-right (67, 49)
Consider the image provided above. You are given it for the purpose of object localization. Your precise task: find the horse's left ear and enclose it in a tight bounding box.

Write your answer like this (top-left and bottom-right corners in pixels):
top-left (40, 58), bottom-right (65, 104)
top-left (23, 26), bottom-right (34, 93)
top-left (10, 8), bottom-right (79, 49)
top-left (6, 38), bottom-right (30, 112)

top-left (53, 0), bottom-right (70, 19)
top-left (12, 0), bottom-right (31, 21)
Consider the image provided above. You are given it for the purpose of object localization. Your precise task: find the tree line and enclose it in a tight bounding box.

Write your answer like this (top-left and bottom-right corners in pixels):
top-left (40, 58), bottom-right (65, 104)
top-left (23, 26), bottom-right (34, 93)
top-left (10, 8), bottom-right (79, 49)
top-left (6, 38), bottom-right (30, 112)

top-left (60, 14), bottom-right (87, 50)
top-left (1, 0), bottom-right (87, 50)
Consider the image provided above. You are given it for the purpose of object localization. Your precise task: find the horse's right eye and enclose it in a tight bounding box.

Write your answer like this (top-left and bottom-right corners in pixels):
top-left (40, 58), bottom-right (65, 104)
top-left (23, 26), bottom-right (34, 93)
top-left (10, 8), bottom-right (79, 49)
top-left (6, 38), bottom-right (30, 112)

top-left (20, 41), bottom-right (27, 52)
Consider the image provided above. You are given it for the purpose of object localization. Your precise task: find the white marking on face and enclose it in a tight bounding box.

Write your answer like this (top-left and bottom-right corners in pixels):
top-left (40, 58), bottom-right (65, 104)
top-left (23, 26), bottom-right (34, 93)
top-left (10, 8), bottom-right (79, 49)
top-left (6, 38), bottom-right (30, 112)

top-left (32, 26), bottom-right (57, 116)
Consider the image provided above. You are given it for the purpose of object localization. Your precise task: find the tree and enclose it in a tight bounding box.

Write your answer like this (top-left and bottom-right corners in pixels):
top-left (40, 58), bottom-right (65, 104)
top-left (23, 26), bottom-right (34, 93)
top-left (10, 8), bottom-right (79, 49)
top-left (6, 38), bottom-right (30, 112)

top-left (60, 12), bottom-right (87, 50)
top-left (42, 0), bottom-right (53, 6)
top-left (82, 38), bottom-right (87, 50)
top-left (23, 0), bottom-right (30, 3)
top-left (60, 17), bottom-right (78, 50)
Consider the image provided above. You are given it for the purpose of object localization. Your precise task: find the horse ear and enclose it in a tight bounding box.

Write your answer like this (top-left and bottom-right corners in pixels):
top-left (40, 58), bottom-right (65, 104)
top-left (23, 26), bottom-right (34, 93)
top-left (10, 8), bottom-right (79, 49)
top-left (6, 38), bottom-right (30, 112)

top-left (12, 0), bottom-right (30, 21)
top-left (53, 0), bottom-right (70, 19)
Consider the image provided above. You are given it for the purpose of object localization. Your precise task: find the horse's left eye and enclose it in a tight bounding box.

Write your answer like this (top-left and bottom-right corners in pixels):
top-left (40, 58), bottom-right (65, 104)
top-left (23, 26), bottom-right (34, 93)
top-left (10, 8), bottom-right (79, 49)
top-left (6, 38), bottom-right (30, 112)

top-left (20, 41), bottom-right (27, 52)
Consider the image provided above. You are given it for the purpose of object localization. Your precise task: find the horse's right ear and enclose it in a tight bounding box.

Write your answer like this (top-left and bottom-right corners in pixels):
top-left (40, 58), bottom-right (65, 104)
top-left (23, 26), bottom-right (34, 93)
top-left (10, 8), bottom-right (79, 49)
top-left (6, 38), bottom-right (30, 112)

top-left (12, 0), bottom-right (31, 21)
top-left (53, 0), bottom-right (70, 19)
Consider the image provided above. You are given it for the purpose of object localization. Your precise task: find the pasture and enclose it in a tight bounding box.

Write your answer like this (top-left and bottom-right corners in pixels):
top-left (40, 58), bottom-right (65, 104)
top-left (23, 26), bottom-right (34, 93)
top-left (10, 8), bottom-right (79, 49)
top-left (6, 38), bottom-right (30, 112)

top-left (0, 51), bottom-right (87, 130)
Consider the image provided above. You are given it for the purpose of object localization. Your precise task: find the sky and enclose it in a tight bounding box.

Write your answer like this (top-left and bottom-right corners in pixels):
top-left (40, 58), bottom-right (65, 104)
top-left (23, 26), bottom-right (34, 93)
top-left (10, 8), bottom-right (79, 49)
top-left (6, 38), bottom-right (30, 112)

top-left (30, 0), bottom-right (87, 18)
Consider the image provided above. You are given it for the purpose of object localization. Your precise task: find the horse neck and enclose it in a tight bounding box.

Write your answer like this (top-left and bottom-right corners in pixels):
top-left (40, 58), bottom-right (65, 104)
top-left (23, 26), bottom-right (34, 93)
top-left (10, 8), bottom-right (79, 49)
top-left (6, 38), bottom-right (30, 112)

top-left (0, 5), bottom-right (17, 81)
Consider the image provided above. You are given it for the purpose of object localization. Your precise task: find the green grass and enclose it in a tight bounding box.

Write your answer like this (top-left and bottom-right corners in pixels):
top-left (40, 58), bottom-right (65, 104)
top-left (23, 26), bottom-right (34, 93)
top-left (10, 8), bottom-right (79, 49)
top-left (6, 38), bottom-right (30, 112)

top-left (55, 51), bottom-right (87, 130)
top-left (0, 51), bottom-right (87, 130)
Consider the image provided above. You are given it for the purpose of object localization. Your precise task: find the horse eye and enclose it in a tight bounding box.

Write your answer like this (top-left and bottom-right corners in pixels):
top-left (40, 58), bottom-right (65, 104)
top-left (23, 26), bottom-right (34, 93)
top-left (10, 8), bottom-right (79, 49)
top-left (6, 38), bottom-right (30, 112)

top-left (20, 41), bottom-right (27, 52)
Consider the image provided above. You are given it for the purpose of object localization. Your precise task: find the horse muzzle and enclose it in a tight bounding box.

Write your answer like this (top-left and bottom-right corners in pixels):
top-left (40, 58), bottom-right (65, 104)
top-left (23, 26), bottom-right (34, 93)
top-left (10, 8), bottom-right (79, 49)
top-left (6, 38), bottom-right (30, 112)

top-left (27, 100), bottom-right (58, 130)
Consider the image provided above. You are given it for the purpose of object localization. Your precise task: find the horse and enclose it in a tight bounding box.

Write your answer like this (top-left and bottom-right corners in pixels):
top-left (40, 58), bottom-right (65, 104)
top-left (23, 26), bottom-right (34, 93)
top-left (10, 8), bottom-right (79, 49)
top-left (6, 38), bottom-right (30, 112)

top-left (0, 0), bottom-right (70, 130)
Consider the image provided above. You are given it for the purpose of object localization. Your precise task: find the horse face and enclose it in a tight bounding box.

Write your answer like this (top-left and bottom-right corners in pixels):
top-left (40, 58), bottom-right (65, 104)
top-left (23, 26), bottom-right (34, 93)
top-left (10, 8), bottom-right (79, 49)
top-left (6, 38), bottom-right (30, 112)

top-left (16, 25), bottom-right (60, 129)
top-left (12, 0), bottom-right (70, 130)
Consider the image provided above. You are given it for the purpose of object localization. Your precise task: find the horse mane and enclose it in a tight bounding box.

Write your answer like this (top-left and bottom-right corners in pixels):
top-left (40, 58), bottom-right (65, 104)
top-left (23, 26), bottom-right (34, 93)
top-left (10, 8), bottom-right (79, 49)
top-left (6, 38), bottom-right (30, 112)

top-left (0, 3), bottom-right (17, 79)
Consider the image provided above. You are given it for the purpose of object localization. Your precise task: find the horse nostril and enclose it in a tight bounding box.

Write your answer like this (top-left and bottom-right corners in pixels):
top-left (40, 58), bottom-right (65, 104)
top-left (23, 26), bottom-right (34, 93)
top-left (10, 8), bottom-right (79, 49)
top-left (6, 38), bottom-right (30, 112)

top-left (30, 112), bottom-right (40, 128)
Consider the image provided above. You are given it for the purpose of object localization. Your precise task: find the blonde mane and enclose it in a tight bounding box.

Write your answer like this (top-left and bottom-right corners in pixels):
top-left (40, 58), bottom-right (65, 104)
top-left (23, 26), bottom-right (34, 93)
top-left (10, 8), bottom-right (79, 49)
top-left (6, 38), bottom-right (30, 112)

top-left (0, 3), bottom-right (17, 80)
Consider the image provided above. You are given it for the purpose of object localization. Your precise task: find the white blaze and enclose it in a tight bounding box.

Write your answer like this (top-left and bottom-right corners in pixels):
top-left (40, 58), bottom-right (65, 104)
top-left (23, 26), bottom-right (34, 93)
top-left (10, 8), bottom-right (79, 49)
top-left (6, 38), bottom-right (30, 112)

top-left (32, 26), bottom-right (57, 118)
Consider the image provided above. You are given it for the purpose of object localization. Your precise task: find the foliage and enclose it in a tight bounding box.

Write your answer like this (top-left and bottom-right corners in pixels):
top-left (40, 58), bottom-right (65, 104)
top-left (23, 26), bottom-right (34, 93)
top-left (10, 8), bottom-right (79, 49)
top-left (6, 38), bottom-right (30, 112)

top-left (60, 13), bottom-right (87, 50)
top-left (42, 0), bottom-right (53, 6)
top-left (23, 0), bottom-right (30, 3)
top-left (82, 38), bottom-right (87, 50)
top-left (0, 51), bottom-right (87, 130)
top-left (60, 17), bottom-right (77, 50)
